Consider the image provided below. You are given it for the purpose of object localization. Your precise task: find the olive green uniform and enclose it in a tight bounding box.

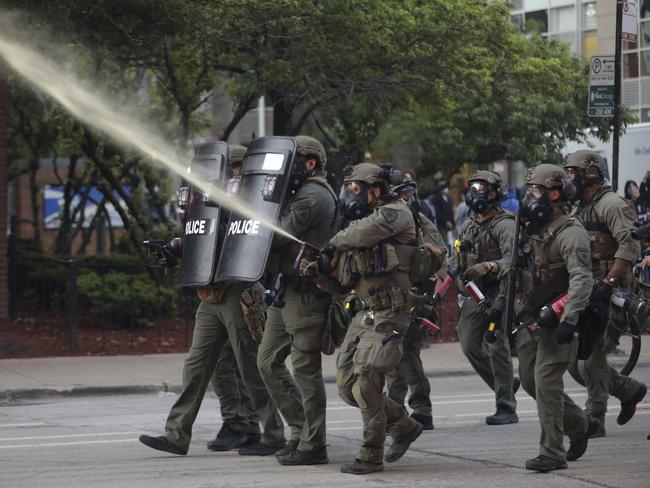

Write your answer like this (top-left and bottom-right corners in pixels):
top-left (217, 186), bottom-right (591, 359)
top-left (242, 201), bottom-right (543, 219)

top-left (452, 208), bottom-right (517, 415)
top-left (164, 284), bottom-right (285, 450)
top-left (210, 339), bottom-right (259, 437)
top-left (257, 175), bottom-right (337, 452)
top-left (386, 213), bottom-right (446, 416)
top-left (516, 213), bottom-right (592, 462)
top-left (567, 186), bottom-right (643, 418)
top-left (333, 200), bottom-right (422, 464)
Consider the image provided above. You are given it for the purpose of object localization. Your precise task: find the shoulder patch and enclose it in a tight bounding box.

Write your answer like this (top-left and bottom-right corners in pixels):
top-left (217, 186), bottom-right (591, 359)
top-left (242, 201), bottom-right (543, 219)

top-left (380, 207), bottom-right (398, 224)
top-left (293, 206), bottom-right (312, 226)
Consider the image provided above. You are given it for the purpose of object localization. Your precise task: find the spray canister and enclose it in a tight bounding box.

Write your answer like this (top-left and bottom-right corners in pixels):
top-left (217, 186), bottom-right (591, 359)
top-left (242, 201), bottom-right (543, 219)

top-left (433, 266), bottom-right (456, 304)
top-left (537, 293), bottom-right (569, 328)
top-left (464, 280), bottom-right (487, 306)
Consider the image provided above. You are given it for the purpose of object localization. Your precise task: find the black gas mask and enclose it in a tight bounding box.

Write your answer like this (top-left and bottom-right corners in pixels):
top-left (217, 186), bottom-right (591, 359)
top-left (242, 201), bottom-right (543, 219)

top-left (521, 187), bottom-right (552, 223)
top-left (465, 181), bottom-right (492, 214)
top-left (340, 180), bottom-right (371, 221)
top-left (289, 156), bottom-right (318, 195)
top-left (565, 168), bottom-right (584, 200)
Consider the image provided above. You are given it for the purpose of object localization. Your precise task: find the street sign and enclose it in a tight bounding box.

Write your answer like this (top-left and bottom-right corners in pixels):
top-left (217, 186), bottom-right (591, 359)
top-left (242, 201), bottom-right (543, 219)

top-left (622, 0), bottom-right (638, 42)
top-left (588, 55), bottom-right (615, 117)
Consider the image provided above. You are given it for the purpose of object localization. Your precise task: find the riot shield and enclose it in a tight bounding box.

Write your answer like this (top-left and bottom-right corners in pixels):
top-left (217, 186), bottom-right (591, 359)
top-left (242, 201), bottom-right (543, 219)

top-left (215, 136), bottom-right (297, 283)
top-left (179, 141), bottom-right (228, 287)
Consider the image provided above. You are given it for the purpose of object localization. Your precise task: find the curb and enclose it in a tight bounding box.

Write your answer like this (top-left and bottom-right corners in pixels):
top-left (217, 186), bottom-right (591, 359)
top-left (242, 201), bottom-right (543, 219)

top-left (0, 368), bottom-right (478, 401)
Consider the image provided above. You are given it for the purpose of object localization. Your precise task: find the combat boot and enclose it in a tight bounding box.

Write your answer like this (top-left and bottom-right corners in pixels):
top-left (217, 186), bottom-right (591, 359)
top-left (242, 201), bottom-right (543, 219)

top-left (241, 431), bottom-right (261, 448)
top-left (340, 458), bottom-right (384, 475)
top-left (138, 435), bottom-right (187, 455)
top-left (385, 422), bottom-right (424, 463)
top-left (525, 455), bottom-right (567, 472)
top-left (274, 439), bottom-right (299, 457)
top-left (513, 376), bottom-right (520, 394)
top-left (617, 383), bottom-right (647, 425)
top-left (206, 424), bottom-right (247, 451)
top-left (588, 415), bottom-right (606, 439)
top-left (411, 413), bottom-right (434, 430)
top-left (277, 445), bottom-right (329, 465)
top-left (238, 441), bottom-right (284, 456)
top-left (485, 409), bottom-right (519, 425)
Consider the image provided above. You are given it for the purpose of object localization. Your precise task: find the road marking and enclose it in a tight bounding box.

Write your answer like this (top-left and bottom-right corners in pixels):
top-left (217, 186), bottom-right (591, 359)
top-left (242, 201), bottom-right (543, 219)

top-left (0, 422), bottom-right (46, 428)
top-left (0, 438), bottom-right (138, 449)
top-left (0, 431), bottom-right (141, 442)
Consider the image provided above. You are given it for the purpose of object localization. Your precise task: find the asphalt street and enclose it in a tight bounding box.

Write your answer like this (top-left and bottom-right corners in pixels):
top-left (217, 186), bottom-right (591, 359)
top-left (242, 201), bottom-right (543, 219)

top-left (1, 364), bottom-right (648, 488)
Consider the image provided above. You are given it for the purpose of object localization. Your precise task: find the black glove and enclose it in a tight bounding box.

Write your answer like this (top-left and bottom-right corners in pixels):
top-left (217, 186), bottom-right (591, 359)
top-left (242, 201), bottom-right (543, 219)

top-left (555, 321), bottom-right (576, 344)
top-left (319, 243), bottom-right (336, 275)
top-left (484, 308), bottom-right (502, 344)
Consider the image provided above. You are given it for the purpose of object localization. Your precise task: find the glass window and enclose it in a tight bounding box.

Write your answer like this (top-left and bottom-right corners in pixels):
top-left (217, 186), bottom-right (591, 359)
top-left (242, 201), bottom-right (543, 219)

top-left (551, 32), bottom-right (577, 52)
top-left (526, 9), bottom-right (549, 33)
top-left (624, 38), bottom-right (639, 50)
top-left (641, 0), bottom-right (650, 20)
top-left (582, 2), bottom-right (598, 30)
top-left (641, 21), bottom-right (650, 47)
top-left (583, 31), bottom-right (598, 58)
top-left (511, 13), bottom-right (525, 32)
top-left (624, 52), bottom-right (640, 78)
top-left (641, 108), bottom-right (650, 122)
top-left (641, 49), bottom-right (650, 77)
top-left (549, 5), bottom-right (575, 32)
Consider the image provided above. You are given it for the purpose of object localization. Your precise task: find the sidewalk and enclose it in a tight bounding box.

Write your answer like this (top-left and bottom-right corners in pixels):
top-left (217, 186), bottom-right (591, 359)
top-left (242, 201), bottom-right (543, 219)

top-left (1, 340), bottom-right (648, 400)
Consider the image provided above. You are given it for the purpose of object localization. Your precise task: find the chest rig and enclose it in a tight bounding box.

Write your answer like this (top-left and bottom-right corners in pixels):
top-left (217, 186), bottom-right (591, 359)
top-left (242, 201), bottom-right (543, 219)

top-left (521, 214), bottom-right (572, 296)
top-left (457, 209), bottom-right (513, 290)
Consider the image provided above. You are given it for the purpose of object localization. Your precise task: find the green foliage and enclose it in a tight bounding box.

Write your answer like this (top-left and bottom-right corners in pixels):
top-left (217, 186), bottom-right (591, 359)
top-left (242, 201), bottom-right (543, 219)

top-left (77, 271), bottom-right (177, 327)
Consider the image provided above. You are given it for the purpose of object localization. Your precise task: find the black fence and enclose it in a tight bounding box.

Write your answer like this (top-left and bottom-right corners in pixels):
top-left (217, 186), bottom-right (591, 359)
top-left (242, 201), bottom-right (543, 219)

top-left (6, 240), bottom-right (197, 355)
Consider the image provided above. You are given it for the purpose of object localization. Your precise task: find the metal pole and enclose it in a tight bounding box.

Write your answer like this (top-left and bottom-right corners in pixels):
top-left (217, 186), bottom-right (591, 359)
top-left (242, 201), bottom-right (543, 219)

top-left (67, 259), bottom-right (78, 353)
top-left (613, 0), bottom-right (624, 192)
top-left (257, 95), bottom-right (266, 137)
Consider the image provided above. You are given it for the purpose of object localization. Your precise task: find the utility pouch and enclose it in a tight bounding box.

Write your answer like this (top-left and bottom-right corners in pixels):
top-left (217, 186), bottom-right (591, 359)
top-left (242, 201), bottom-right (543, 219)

top-left (197, 283), bottom-right (227, 304)
top-left (409, 244), bottom-right (444, 285)
top-left (240, 283), bottom-right (267, 343)
top-left (322, 298), bottom-right (351, 355)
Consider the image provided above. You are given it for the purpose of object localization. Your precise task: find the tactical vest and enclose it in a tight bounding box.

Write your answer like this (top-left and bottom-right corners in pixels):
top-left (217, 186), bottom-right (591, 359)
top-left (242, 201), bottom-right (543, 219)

top-left (456, 209), bottom-right (513, 291)
top-left (521, 214), bottom-right (573, 297)
top-left (575, 188), bottom-right (624, 274)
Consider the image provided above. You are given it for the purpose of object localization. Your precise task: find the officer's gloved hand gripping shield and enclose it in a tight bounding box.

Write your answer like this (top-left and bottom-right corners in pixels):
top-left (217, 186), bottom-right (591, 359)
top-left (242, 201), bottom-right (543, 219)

top-left (179, 141), bottom-right (228, 287)
top-left (215, 136), bottom-right (299, 283)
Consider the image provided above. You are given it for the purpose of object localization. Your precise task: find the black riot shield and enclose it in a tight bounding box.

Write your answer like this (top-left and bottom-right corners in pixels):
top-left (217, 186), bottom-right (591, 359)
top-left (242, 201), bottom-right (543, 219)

top-left (215, 136), bottom-right (298, 283)
top-left (179, 141), bottom-right (228, 287)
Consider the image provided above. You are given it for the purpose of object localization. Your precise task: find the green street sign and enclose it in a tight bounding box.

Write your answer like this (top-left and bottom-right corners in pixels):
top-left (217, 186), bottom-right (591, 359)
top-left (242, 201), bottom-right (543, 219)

top-left (588, 56), bottom-right (615, 118)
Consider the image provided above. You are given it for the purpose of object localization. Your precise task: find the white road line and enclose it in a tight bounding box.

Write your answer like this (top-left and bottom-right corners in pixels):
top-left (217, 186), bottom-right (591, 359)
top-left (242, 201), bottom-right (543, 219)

top-left (0, 422), bottom-right (47, 428)
top-left (0, 438), bottom-right (138, 449)
top-left (0, 431), bottom-right (141, 442)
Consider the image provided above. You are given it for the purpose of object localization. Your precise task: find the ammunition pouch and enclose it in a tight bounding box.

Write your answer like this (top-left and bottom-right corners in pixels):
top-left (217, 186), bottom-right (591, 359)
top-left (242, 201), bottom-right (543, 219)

top-left (365, 283), bottom-right (406, 312)
top-left (335, 243), bottom-right (401, 287)
top-left (322, 298), bottom-right (350, 355)
top-left (409, 244), bottom-right (444, 286)
top-left (197, 283), bottom-right (227, 304)
top-left (240, 283), bottom-right (267, 343)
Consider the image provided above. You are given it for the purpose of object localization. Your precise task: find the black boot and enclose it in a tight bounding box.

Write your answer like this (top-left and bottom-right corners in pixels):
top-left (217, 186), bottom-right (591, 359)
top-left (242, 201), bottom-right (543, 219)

top-left (206, 424), bottom-right (247, 451)
top-left (277, 445), bottom-right (329, 465)
top-left (411, 413), bottom-right (434, 430)
top-left (588, 415), bottom-right (606, 439)
top-left (385, 422), bottom-right (423, 463)
top-left (274, 439), bottom-right (299, 457)
top-left (139, 435), bottom-right (187, 455)
top-left (617, 384), bottom-right (647, 425)
top-left (525, 455), bottom-right (567, 472)
top-left (241, 431), bottom-right (261, 448)
top-left (485, 409), bottom-right (519, 425)
top-left (567, 419), bottom-right (593, 462)
top-left (238, 441), bottom-right (284, 456)
top-left (340, 458), bottom-right (384, 475)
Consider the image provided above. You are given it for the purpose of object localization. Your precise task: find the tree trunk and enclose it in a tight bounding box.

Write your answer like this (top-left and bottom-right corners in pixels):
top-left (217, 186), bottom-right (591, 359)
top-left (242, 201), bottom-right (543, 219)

top-left (0, 69), bottom-right (9, 319)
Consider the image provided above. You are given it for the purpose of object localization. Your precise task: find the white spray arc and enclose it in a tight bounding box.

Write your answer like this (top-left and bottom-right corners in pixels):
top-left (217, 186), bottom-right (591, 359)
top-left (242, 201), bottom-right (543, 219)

top-left (0, 34), bottom-right (300, 243)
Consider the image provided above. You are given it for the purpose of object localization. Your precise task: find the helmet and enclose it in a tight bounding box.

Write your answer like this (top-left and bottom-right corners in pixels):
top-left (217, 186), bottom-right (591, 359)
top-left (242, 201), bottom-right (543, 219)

top-left (563, 150), bottom-right (606, 180)
top-left (227, 144), bottom-right (246, 166)
top-left (295, 135), bottom-right (327, 168)
top-left (465, 169), bottom-right (508, 213)
top-left (524, 164), bottom-right (569, 190)
top-left (392, 170), bottom-right (417, 194)
top-left (344, 162), bottom-right (384, 185)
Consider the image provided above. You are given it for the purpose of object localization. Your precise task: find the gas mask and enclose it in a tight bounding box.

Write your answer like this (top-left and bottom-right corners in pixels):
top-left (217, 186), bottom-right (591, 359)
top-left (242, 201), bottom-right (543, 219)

top-left (565, 168), bottom-right (584, 200)
top-left (521, 188), bottom-right (552, 223)
top-left (288, 156), bottom-right (318, 195)
top-left (340, 181), bottom-right (371, 221)
top-left (464, 181), bottom-right (491, 214)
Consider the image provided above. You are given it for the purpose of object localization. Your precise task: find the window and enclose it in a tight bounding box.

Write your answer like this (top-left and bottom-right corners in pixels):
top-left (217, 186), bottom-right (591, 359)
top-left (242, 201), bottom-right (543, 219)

top-left (582, 2), bottom-right (597, 30)
top-left (549, 5), bottom-right (575, 32)
top-left (641, 107), bottom-right (650, 122)
top-left (625, 52), bottom-right (640, 78)
top-left (583, 31), bottom-right (598, 59)
top-left (526, 9), bottom-right (549, 32)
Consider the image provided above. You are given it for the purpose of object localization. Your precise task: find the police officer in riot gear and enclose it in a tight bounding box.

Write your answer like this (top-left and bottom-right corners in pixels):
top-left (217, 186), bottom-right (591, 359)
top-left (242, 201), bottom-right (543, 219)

top-left (564, 150), bottom-right (647, 437)
top-left (385, 173), bottom-right (447, 430)
top-left (252, 135), bottom-right (337, 464)
top-left (329, 163), bottom-right (443, 475)
top-left (515, 164), bottom-right (593, 472)
top-left (452, 170), bottom-right (519, 425)
top-left (139, 143), bottom-right (286, 456)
